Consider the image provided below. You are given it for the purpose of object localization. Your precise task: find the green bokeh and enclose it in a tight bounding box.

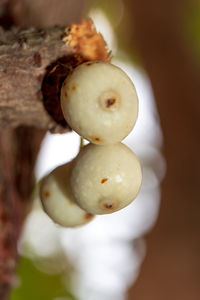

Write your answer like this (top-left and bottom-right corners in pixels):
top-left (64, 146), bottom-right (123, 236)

top-left (83, 0), bottom-right (141, 66)
top-left (184, 2), bottom-right (200, 65)
top-left (10, 257), bottom-right (77, 300)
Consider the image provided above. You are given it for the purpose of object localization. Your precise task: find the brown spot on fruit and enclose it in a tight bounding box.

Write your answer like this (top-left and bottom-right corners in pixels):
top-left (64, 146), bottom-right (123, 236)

top-left (71, 85), bottom-right (76, 91)
top-left (101, 178), bottom-right (108, 184)
top-left (90, 136), bottom-right (103, 143)
top-left (44, 190), bottom-right (50, 198)
top-left (86, 62), bottom-right (93, 66)
top-left (99, 90), bottom-right (120, 111)
top-left (85, 212), bottom-right (94, 220)
top-left (65, 91), bottom-right (68, 97)
top-left (99, 197), bottom-right (119, 212)
top-left (104, 203), bottom-right (113, 209)
top-left (106, 98), bottom-right (116, 108)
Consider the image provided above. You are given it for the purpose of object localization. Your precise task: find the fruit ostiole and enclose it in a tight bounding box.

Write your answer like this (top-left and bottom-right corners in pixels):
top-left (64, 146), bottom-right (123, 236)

top-left (60, 61), bottom-right (138, 145)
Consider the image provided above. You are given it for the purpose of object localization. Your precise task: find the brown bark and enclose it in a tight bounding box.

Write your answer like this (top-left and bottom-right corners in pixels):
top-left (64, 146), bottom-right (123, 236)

top-left (0, 6), bottom-right (74, 298)
top-left (0, 127), bottom-right (46, 300)
top-left (0, 15), bottom-right (110, 298)
top-left (0, 26), bottom-right (72, 132)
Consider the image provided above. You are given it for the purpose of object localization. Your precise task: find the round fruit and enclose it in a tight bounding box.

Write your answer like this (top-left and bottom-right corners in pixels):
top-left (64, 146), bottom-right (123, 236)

top-left (70, 143), bottom-right (142, 214)
top-left (40, 162), bottom-right (94, 227)
top-left (61, 61), bottom-right (138, 144)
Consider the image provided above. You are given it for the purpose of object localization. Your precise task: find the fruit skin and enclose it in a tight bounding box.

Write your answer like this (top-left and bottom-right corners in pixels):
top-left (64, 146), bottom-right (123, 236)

top-left (40, 162), bottom-right (94, 227)
top-left (70, 143), bottom-right (142, 215)
top-left (60, 61), bottom-right (138, 144)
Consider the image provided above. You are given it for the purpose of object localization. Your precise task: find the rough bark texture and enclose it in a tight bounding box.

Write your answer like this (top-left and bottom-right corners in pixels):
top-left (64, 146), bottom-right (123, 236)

top-left (0, 10), bottom-right (110, 298)
top-left (0, 26), bottom-right (72, 132)
top-left (0, 1), bottom-right (92, 298)
top-left (0, 6), bottom-right (64, 295)
top-left (0, 127), bottom-right (45, 300)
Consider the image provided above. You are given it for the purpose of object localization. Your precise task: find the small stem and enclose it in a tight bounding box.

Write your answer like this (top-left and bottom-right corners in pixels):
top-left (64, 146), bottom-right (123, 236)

top-left (79, 136), bottom-right (84, 150)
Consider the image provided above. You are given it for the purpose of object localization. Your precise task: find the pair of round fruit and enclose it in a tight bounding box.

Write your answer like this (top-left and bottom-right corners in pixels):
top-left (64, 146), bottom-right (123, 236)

top-left (40, 61), bottom-right (142, 227)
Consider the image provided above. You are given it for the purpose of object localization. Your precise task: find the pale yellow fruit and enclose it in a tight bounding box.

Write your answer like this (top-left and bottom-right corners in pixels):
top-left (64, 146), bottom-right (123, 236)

top-left (61, 61), bottom-right (138, 144)
top-left (40, 162), bottom-right (94, 227)
top-left (70, 143), bottom-right (142, 214)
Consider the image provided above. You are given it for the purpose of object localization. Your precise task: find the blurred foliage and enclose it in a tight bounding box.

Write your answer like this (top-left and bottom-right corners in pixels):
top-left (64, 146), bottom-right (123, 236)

top-left (84, 0), bottom-right (200, 67)
top-left (184, 2), bottom-right (200, 65)
top-left (83, 0), bottom-right (141, 65)
top-left (10, 257), bottom-right (76, 300)
top-left (84, 0), bottom-right (124, 25)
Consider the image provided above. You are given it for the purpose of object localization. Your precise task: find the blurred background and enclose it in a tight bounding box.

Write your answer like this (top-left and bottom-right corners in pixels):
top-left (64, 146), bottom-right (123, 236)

top-left (1, 0), bottom-right (200, 299)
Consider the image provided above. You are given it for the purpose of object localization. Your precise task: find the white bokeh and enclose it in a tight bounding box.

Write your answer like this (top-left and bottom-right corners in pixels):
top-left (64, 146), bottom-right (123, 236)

top-left (19, 11), bottom-right (165, 300)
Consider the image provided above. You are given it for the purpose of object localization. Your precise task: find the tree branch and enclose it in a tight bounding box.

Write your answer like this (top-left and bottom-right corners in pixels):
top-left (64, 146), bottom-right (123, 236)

top-left (0, 126), bottom-right (46, 300)
top-left (0, 20), bottom-right (110, 299)
top-left (0, 26), bottom-right (71, 132)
